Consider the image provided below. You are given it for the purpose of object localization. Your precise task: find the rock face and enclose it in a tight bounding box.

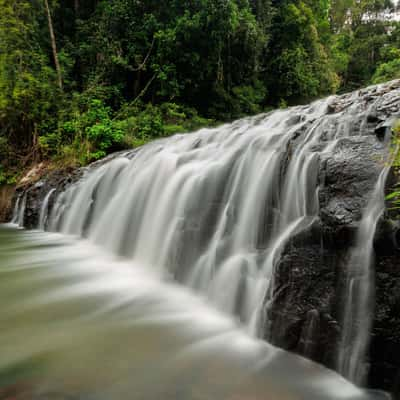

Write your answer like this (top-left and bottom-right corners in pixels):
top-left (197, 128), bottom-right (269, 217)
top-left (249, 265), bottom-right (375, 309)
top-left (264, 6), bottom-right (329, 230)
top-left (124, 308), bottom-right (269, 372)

top-left (265, 80), bottom-right (400, 397)
top-left (372, 241), bottom-right (400, 397)
top-left (6, 80), bottom-right (400, 397)
top-left (10, 151), bottom-right (133, 229)
top-left (11, 166), bottom-right (84, 229)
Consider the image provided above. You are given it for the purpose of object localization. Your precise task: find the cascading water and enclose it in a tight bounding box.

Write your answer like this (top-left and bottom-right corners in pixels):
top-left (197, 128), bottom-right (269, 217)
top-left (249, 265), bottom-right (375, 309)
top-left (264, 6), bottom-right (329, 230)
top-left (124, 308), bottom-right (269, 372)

top-left (338, 167), bottom-right (391, 384)
top-left (11, 191), bottom-right (27, 227)
top-left (42, 90), bottom-right (391, 339)
top-left (10, 194), bottom-right (21, 224)
top-left (48, 98), bottom-right (336, 335)
top-left (8, 82), bottom-right (399, 393)
top-left (0, 225), bottom-right (388, 400)
top-left (38, 188), bottom-right (56, 230)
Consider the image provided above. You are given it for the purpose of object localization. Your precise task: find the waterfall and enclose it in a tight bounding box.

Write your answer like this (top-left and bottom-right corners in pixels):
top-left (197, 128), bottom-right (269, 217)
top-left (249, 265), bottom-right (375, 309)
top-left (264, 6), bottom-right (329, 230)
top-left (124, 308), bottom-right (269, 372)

top-left (44, 89), bottom-right (389, 335)
top-left (39, 188), bottom-right (56, 230)
top-left (11, 190), bottom-right (29, 227)
top-left (10, 194), bottom-right (21, 224)
top-left (0, 225), bottom-right (387, 400)
top-left (15, 191), bottom-right (27, 227)
top-left (10, 82), bottom-right (396, 386)
top-left (338, 167), bottom-right (390, 384)
top-left (48, 98), bottom-right (339, 332)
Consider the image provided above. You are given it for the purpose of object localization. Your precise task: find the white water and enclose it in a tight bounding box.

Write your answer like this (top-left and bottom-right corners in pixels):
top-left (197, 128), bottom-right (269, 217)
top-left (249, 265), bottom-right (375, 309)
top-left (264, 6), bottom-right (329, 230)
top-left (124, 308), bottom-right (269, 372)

top-left (38, 188), bottom-right (56, 230)
top-left (11, 191), bottom-right (27, 227)
top-left (47, 100), bottom-right (336, 334)
top-left (43, 92), bottom-right (389, 336)
top-left (11, 84), bottom-right (397, 387)
top-left (338, 167), bottom-right (390, 384)
top-left (0, 226), bottom-right (389, 400)
top-left (10, 194), bottom-right (21, 224)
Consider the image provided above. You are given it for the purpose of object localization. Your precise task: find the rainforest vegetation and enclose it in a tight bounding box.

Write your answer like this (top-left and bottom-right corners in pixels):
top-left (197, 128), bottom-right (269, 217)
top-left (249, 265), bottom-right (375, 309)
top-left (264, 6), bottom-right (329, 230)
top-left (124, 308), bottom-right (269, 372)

top-left (0, 0), bottom-right (399, 183)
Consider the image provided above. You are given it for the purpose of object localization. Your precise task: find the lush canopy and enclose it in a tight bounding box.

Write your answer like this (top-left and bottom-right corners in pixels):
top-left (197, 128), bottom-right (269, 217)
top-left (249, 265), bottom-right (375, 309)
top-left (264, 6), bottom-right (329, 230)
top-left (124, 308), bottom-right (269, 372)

top-left (0, 0), bottom-right (399, 183)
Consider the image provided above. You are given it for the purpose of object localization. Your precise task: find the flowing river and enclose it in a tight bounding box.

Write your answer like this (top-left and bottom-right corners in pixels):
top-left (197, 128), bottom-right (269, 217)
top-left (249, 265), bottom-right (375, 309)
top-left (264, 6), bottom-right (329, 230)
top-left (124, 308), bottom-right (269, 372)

top-left (0, 225), bottom-right (389, 400)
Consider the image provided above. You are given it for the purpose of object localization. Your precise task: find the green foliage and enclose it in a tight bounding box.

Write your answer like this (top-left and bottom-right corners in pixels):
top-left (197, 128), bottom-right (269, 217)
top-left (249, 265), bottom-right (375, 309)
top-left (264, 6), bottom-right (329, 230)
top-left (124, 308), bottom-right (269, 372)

top-left (0, 0), bottom-right (60, 145)
top-left (75, 0), bottom-right (268, 119)
top-left (0, 0), bottom-right (399, 181)
top-left (39, 97), bottom-right (212, 166)
top-left (386, 122), bottom-right (400, 209)
top-left (372, 59), bottom-right (400, 84)
top-left (371, 23), bottom-right (400, 84)
top-left (0, 165), bottom-right (17, 186)
top-left (265, 0), bottom-right (339, 104)
top-left (39, 98), bottom-right (123, 163)
top-left (328, 0), bottom-right (397, 89)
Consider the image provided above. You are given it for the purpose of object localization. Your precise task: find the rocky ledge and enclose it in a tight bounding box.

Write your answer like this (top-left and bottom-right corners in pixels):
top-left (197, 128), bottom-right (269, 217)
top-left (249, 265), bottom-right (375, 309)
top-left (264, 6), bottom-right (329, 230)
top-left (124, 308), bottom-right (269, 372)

top-left (264, 80), bottom-right (400, 398)
top-left (6, 151), bottom-right (134, 229)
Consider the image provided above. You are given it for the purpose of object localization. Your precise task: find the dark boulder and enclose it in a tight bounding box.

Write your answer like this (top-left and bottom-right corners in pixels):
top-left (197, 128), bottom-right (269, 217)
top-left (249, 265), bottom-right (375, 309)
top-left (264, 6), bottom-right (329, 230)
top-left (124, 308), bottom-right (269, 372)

top-left (12, 167), bottom-right (84, 230)
top-left (11, 150), bottom-right (135, 230)
top-left (264, 80), bottom-right (400, 398)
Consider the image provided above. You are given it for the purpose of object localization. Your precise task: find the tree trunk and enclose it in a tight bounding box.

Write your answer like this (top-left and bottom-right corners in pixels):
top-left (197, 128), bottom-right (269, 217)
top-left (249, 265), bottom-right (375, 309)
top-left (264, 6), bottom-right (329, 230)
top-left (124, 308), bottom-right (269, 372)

top-left (74, 0), bottom-right (79, 13)
top-left (44, 0), bottom-right (63, 90)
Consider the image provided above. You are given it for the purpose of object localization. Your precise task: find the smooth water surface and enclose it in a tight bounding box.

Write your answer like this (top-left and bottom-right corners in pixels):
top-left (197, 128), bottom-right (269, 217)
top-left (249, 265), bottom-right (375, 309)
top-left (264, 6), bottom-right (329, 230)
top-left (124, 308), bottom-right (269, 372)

top-left (0, 225), bottom-right (388, 400)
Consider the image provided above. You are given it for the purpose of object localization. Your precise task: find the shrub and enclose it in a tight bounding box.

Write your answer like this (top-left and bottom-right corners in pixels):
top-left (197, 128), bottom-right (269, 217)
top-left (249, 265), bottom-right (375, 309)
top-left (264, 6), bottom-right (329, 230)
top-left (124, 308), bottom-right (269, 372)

top-left (372, 58), bottom-right (400, 84)
top-left (38, 96), bottom-right (213, 167)
top-left (386, 121), bottom-right (400, 209)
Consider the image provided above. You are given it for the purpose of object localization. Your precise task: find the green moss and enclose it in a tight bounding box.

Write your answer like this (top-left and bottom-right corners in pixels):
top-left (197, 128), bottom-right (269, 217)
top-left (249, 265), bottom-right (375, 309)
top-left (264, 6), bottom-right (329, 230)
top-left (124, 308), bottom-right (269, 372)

top-left (386, 121), bottom-right (400, 210)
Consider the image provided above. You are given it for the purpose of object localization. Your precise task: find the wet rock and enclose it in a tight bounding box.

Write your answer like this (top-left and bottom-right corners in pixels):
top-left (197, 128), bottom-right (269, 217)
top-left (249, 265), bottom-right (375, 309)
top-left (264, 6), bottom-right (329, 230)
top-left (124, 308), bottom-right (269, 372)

top-left (265, 80), bottom-right (400, 398)
top-left (369, 233), bottom-right (400, 396)
top-left (266, 211), bottom-right (400, 395)
top-left (318, 136), bottom-right (385, 232)
top-left (11, 150), bottom-right (135, 230)
top-left (297, 309), bottom-right (321, 359)
top-left (285, 114), bottom-right (305, 126)
top-left (375, 116), bottom-right (400, 141)
top-left (366, 112), bottom-right (383, 124)
top-left (265, 223), bottom-right (344, 371)
top-left (13, 166), bottom-right (84, 229)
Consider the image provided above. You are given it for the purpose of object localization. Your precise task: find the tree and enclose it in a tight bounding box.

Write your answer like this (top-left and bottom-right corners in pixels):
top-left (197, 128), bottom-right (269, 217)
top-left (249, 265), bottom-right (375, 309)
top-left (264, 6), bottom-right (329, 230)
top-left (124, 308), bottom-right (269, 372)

top-left (76, 0), bottom-right (267, 118)
top-left (330, 0), bottom-right (397, 88)
top-left (0, 0), bottom-right (59, 172)
top-left (44, 0), bottom-right (63, 90)
top-left (372, 21), bottom-right (400, 83)
top-left (265, 0), bottom-right (338, 104)
top-left (1, 0), bottom-right (399, 180)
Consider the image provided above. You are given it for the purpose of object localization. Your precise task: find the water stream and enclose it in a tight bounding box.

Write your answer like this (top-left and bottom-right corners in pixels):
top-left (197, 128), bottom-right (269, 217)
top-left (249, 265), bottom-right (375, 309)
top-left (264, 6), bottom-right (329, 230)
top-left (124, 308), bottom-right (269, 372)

top-left (46, 98), bottom-right (337, 335)
top-left (0, 225), bottom-right (389, 400)
top-left (338, 168), bottom-right (391, 384)
top-left (6, 85), bottom-right (397, 396)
